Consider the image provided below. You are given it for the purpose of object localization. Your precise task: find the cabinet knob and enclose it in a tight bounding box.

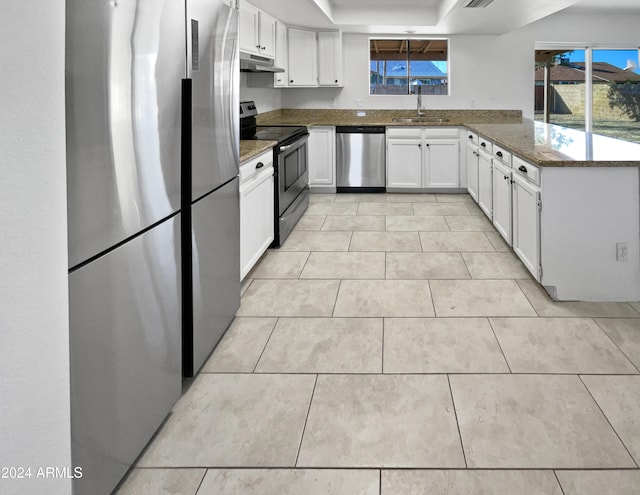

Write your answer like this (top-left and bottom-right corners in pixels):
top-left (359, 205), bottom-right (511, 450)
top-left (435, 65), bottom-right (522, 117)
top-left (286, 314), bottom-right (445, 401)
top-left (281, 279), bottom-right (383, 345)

top-left (335, 79), bottom-right (338, 83)
top-left (256, 44), bottom-right (260, 48)
top-left (256, 162), bottom-right (264, 169)
top-left (496, 151), bottom-right (503, 157)
top-left (518, 165), bottom-right (528, 173)
top-left (469, 135), bottom-right (473, 139)
top-left (418, 143), bottom-right (421, 148)
top-left (290, 80), bottom-right (294, 83)
top-left (504, 175), bottom-right (509, 180)
top-left (481, 142), bottom-right (486, 147)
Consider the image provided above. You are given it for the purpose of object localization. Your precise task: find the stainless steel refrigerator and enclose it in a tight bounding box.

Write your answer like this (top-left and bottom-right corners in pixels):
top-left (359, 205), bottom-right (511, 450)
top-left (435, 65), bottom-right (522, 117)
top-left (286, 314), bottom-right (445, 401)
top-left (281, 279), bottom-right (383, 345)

top-left (183, 0), bottom-right (240, 378)
top-left (66, 0), bottom-right (239, 493)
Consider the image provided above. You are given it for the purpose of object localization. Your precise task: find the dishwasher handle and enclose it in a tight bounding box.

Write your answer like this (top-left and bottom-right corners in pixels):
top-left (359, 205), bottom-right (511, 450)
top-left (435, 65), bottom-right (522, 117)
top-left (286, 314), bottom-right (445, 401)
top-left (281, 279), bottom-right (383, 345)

top-left (336, 126), bottom-right (386, 134)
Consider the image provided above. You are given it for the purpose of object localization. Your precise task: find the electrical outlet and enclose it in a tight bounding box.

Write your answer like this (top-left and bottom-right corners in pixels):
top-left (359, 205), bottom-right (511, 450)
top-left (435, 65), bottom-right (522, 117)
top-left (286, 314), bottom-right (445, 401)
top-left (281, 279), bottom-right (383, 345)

top-left (616, 242), bottom-right (628, 262)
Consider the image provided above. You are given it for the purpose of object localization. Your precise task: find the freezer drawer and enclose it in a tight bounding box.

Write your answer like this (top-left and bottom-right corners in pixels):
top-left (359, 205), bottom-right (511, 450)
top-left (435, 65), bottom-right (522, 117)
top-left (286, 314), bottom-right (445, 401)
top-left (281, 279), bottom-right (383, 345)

top-left (189, 177), bottom-right (240, 376)
top-left (69, 216), bottom-right (182, 495)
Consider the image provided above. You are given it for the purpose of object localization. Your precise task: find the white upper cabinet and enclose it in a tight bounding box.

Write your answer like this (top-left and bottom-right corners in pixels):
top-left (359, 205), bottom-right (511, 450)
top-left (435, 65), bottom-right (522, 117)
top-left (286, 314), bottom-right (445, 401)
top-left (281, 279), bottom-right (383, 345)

top-left (273, 22), bottom-right (288, 87)
top-left (317, 31), bottom-right (343, 87)
top-left (239, 1), bottom-right (276, 58)
top-left (239, 2), bottom-right (259, 55)
top-left (287, 27), bottom-right (318, 87)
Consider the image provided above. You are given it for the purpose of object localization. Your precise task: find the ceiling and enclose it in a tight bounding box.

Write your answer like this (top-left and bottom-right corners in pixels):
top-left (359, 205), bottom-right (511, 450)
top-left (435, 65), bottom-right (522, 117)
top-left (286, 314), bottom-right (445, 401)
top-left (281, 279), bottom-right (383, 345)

top-left (248, 0), bottom-right (640, 35)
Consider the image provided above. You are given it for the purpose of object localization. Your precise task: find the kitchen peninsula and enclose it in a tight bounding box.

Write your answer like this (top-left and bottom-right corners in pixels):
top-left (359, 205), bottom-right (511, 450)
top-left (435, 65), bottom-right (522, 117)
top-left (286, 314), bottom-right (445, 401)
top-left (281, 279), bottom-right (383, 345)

top-left (242, 110), bottom-right (640, 302)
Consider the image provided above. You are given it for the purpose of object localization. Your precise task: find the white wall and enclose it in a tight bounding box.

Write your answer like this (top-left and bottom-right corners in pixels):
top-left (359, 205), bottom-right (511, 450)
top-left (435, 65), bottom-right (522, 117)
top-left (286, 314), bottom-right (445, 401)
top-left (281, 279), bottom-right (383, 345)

top-left (240, 72), bottom-right (283, 112)
top-left (281, 11), bottom-right (640, 116)
top-left (0, 1), bottom-right (72, 495)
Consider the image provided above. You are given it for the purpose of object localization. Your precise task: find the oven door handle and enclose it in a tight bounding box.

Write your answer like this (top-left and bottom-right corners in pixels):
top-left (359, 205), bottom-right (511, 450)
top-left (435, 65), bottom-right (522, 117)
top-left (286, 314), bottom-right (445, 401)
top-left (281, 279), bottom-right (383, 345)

top-left (279, 135), bottom-right (309, 154)
top-left (279, 144), bottom-right (294, 152)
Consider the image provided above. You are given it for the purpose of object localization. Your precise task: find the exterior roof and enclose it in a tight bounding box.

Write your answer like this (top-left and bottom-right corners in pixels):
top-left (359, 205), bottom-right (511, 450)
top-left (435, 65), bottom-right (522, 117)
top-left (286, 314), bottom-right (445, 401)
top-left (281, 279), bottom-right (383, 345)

top-left (370, 60), bottom-right (446, 78)
top-left (535, 62), bottom-right (640, 83)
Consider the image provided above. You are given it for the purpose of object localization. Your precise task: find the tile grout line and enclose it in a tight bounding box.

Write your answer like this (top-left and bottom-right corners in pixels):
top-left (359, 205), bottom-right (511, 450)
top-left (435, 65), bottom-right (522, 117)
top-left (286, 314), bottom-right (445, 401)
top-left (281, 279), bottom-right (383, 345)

top-left (577, 374), bottom-right (640, 469)
top-left (553, 470), bottom-right (567, 495)
top-left (514, 279), bottom-right (542, 318)
top-left (251, 318), bottom-right (280, 373)
top-left (294, 374), bottom-right (319, 468)
top-left (193, 468), bottom-right (208, 495)
top-left (592, 318), bottom-right (640, 374)
top-left (381, 318), bottom-right (385, 374)
top-left (487, 318), bottom-right (514, 374)
top-left (447, 374), bottom-right (468, 468)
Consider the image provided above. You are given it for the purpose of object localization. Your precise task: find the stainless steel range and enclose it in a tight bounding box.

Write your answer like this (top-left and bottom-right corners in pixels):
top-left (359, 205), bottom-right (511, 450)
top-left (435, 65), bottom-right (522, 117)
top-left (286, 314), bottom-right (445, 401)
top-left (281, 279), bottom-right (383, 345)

top-left (240, 101), bottom-right (309, 246)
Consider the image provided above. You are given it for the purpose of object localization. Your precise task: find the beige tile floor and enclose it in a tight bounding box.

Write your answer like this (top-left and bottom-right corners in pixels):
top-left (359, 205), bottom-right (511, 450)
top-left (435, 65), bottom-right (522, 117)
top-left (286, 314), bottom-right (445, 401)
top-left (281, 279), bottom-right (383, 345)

top-left (117, 192), bottom-right (640, 495)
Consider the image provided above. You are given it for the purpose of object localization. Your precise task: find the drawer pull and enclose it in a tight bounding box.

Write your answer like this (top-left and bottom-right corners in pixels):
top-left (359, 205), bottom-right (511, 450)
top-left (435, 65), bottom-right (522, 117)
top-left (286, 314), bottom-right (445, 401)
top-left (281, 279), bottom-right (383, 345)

top-left (469, 135), bottom-right (473, 139)
top-left (518, 165), bottom-right (527, 173)
top-left (256, 162), bottom-right (264, 169)
top-left (481, 142), bottom-right (486, 147)
top-left (496, 151), bottom-right (503, 157)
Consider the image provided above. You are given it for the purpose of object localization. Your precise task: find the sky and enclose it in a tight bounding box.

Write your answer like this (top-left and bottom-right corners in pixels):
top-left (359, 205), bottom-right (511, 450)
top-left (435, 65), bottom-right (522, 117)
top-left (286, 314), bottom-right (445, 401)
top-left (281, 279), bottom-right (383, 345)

top-left (561, 49), bottom-right (640, 74)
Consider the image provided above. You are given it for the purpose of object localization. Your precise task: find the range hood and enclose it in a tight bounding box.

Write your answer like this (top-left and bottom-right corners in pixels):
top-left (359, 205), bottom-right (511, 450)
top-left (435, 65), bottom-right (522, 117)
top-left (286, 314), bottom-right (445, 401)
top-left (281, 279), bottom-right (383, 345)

top-left (240, 52), bottom-right (284, 73)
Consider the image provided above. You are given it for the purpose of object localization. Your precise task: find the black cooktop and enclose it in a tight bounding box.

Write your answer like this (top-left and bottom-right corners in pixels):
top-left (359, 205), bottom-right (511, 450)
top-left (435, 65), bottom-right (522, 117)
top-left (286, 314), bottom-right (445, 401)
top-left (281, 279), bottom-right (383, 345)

top-left (251, 126), bottom-right (307, 143)
top-left (240, 100), bottom-right (307, 145)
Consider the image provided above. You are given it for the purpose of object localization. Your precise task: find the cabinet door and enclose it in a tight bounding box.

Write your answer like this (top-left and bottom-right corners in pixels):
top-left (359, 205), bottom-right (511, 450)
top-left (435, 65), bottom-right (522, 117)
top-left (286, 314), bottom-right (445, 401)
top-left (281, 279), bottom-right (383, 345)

top-left (288, 28), bottom-right (317, 87)
top-left (239, 2), bottom-right (259, 55)
top-left (477, 151), bottom-right (493, 218)
top-left (258, 11), bottom-right (276, 58)
top-left (273, 22), bottom-right (288, 87)
top-left (512, 173), bottom-right (541, 281)
top-left (308, 127), bottom-right (336, 187)
top-left (492, 161), bottom-right (512, 245)
top-left (387, 139), bottom-right (422, 188)
top-left (425, 139), bottom-right (459, 188)
top-left (317, 31), bottom-right (343, 86)
top-left (466, 143), bottom-right (479, 202)
top-left (240, 169), bottom-right (275, 279)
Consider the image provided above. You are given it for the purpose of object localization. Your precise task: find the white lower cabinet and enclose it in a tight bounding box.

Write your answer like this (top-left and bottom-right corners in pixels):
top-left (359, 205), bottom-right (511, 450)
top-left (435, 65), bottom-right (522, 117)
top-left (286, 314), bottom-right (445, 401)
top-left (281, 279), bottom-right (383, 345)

top-left (308, 126), bottom-right (336, 190)
top-left (512, 165), bottom-right (540, 281)
top-left (386, 127), bottom-right (460, 190)
top-left (425, 140), bottom-right (460, 188)
top-left (477, 148), bottom-right (493, 218)
top-left (240, 150), bottom-right (274, 280)
top-left (466, 138), bottom-right (479, 202)
top-left (386, 138), bottom-right (422, 188)
top-left (492, 160), bottom-right (513, 245)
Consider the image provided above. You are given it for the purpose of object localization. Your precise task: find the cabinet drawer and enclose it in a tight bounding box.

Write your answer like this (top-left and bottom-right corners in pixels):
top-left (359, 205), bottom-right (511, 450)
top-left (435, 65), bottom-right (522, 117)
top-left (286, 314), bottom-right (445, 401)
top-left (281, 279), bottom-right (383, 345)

top-left (513, 156), bottom-right (540, 186)
top-left (493, 144), bottom-right (512, 166)
top-left (424, 127), bottom-right (459, 139)
top-left (240, 149), bottom-right (273, 184)
top-left (386, 126), bottom-right (423, 139)
top-left (465, 131), bottom-right (478, 145)
top-left (478, 137), bottom-right (492, 154)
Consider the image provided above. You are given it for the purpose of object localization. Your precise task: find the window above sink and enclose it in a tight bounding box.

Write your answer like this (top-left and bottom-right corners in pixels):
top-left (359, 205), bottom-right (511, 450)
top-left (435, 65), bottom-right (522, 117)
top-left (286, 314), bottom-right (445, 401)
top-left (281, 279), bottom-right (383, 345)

top-left (369, 38), bottom-right (449, 96)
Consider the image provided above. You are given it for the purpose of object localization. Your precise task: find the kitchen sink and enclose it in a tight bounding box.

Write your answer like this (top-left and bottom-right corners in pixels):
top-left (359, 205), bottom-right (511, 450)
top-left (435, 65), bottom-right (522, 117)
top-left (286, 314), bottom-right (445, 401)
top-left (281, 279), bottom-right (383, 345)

top-left (392, 117), bottom-right (450, 123)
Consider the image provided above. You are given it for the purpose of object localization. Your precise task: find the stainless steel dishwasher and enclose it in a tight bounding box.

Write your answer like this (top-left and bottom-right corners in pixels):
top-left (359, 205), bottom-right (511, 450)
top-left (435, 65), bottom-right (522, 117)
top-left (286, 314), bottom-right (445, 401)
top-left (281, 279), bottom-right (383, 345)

top-left (336, 126), bottom-right (386, 192)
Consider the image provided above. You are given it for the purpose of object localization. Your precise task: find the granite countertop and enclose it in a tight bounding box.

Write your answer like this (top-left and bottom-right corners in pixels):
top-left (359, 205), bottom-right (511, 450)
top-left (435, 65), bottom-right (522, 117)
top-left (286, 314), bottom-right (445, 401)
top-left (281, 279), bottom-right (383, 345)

top-left (255, 109), bottom-right (640, 167)
top-left (256, 108), bottom-right (522, 127)
top-left (467, 120), bottom-right (640, 167)
top-left (240, 140), bottom-right (277, 163)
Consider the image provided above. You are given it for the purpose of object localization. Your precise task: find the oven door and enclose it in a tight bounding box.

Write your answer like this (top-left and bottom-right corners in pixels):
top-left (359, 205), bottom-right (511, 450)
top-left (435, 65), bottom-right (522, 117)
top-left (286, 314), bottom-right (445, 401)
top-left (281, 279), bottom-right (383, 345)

top-left (277, 135), bottom-right (309, 216)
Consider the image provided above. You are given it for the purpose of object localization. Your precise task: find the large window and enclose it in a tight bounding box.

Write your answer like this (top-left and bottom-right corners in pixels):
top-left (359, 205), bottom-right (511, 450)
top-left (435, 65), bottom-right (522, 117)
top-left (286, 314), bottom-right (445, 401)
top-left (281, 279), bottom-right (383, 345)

top-left (535, 46), bottom-right (640, 144)
top-left (370, 39), bottom-right (448, 96)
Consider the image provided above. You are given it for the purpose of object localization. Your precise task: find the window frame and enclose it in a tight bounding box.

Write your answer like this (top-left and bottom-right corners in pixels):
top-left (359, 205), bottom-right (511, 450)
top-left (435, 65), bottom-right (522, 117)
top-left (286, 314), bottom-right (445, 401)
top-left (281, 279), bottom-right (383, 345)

top-left (368, 36), bottom-right (451, 97)
top-left (535, 42), bottom-right (640, 134)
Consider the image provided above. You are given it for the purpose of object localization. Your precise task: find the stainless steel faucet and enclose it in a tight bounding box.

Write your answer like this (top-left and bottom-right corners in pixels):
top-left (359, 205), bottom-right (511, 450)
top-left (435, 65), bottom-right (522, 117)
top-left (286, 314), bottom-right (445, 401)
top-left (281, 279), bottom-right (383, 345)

top-left (416, 84), bottom-right (423, 117)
